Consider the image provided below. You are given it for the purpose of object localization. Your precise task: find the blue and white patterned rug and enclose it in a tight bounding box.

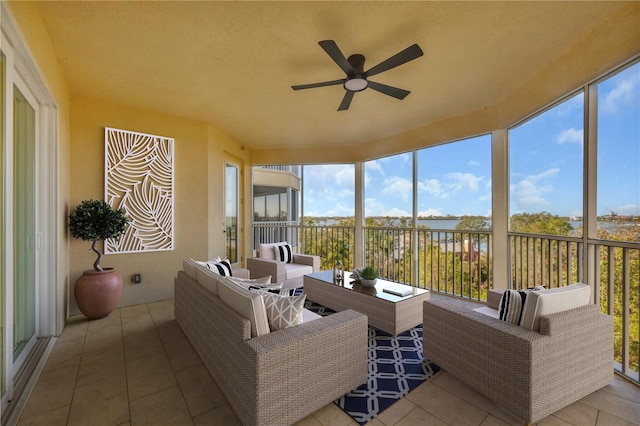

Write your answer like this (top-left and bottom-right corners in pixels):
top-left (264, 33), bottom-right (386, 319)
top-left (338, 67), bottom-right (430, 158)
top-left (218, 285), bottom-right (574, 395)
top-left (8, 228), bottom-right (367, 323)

top-left (304, 300), bottom-right (441, 425)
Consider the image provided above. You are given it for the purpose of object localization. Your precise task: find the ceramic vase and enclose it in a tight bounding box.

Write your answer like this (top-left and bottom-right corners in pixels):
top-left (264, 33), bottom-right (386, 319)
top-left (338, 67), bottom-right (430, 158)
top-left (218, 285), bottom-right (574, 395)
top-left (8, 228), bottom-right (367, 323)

top-left (74, 268), bottom-right (123, 320)
top-left (360, 278), bottom-right (377, 288)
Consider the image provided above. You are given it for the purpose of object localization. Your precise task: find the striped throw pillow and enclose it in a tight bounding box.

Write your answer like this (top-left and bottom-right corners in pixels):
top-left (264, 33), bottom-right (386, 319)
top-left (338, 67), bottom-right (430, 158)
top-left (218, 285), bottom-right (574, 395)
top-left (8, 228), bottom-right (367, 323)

top-left (205, 258), bottom-right (233, 276)
top-left (276, 244), bottom-right (293, 263)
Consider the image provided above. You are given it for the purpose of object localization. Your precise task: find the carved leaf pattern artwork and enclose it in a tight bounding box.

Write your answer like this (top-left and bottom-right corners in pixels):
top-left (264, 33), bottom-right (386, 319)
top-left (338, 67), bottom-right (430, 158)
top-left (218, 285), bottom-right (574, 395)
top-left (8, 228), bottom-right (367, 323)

top-left (105, 128), bottom-right (174, 254)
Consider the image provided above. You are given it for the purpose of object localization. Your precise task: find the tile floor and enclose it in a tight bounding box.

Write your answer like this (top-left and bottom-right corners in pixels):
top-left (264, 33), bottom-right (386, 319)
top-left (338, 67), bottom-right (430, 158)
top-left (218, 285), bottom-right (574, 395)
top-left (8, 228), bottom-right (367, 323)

top-left (15, 300), bottom-right (640, 426)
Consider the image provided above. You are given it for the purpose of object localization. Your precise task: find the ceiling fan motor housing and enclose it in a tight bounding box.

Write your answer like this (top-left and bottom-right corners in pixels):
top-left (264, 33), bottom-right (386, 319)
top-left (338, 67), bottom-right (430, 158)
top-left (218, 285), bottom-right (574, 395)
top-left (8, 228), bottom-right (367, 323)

top-left (345, 54), bottom-right (368, 91)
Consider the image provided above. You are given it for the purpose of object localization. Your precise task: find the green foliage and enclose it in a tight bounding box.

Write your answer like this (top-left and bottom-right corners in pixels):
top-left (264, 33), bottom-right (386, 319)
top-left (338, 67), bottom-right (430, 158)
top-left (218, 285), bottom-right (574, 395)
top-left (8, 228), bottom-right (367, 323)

top-left (456, 216), bottom-right (491, 231)
top-left (360, 266), bottom-right (378, 280)
top-left (69, 199), bottom-right (129, 242)
top-left (510, 212), bottom-right (573, 235)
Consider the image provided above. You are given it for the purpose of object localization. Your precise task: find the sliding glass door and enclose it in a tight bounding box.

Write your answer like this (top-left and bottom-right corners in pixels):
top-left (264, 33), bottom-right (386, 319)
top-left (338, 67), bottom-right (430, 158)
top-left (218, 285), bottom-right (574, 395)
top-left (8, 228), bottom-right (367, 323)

top-left (12, 86), bottom-right (36, 362)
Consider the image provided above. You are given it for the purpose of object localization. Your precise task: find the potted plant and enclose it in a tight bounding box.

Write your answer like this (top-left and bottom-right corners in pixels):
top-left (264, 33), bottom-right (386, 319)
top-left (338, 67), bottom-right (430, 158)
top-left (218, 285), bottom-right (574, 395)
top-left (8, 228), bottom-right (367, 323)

top-left (69, 199), bottom-right (129, 319)
top-left (359, 266), bottom-right (378, 288)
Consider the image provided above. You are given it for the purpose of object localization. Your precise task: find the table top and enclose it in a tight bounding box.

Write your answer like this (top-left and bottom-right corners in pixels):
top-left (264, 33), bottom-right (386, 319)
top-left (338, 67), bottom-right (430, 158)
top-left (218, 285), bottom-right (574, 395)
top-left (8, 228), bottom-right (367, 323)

top-left (305, 271), bottom-right (429, 303)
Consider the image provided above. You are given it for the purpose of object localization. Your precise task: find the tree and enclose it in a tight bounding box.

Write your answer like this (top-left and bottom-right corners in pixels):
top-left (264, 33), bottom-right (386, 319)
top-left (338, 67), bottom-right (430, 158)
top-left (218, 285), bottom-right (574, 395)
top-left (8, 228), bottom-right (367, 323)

top-left (510, 212), bottom-right (573, 236)
top-left (455, 216), bottom-right (490, 231)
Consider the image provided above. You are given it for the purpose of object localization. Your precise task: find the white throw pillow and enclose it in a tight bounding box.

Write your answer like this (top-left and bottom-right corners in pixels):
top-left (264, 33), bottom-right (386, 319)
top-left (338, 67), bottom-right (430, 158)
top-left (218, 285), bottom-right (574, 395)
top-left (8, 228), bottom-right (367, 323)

top-left (261, 293), bottom-right (306, 331)
top-left (205, 258), bottom-right (232, 276)
top-left (258, 242), bottom-right (288, 260)
top-left (227, 276), bottom-right (272, 285)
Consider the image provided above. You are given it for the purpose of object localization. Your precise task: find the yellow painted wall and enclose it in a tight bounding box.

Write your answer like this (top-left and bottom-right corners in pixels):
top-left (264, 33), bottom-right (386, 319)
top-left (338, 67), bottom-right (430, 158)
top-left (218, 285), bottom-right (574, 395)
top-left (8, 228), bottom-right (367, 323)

top-left (69, 96), bottom-right (249, 312)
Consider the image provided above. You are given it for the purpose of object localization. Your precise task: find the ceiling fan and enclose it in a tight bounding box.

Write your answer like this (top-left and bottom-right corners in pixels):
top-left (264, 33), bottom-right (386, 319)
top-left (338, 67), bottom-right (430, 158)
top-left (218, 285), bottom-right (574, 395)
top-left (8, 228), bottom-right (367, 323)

top-left (291, 40), bottom-right (424, 111)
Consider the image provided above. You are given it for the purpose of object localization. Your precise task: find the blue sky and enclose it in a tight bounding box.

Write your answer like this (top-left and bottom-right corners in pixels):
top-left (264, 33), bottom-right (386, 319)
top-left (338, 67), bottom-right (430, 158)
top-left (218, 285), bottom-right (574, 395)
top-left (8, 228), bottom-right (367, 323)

top-left (303, 62), bottom-right (639, 218)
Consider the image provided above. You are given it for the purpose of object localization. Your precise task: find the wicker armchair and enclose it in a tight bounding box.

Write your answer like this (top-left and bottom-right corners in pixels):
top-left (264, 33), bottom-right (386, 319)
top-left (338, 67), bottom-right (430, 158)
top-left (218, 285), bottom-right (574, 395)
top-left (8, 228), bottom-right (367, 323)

top-left (423, 293), bottom-right (613, 424)
top-left (247, 242), bottom-right (320, 289)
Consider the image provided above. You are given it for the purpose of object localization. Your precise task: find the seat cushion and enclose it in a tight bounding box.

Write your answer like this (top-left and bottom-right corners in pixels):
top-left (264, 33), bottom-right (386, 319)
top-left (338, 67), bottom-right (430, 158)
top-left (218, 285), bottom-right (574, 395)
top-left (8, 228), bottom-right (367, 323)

top-left (183, 258), bottom-right (204, 280)
top-left (196, 266), bottom-right (223, 295)
top-left (217, 277), bottom-right (270, 337)
top-left (519, 283), bottom-right (590, 331)
top-left (284, 263), bottom-right (313, 280)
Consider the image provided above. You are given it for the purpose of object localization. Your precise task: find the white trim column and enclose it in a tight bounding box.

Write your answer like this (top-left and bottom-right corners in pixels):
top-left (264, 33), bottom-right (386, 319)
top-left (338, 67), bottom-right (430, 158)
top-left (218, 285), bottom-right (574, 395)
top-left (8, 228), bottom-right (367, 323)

top-left (354, 161), bottom-right (364, 269)
top-left (491, 129), bottom-right (509, 289)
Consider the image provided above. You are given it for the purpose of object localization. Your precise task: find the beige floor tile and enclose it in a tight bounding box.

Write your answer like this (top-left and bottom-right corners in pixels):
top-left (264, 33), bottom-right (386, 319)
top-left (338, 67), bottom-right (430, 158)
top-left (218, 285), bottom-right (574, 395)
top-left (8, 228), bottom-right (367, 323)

top-left (17, 405), bottom-right (70, 426)
top-left (479, 414), bottom-right (512, 426)
top-left (82, 325), bottom-right (123, 355)
top-left (120, 304), bottom-right (150, 320)
top-left (580, 389), bottom-right (640, 424)
top-left (596, 411), bottom-right (640, 426)
top-left (375, 396), bottom-right (416, 425)
top-left (430, 372), bottom-right (522, 425)
top-left (86, 309), bottom-right (121, 331)
top-left (148, 300), bottom-right (175, 323)
top-left (121, 314), bottom-right (156, 336)
top-left (601, 377), bottom-right (640, 404)
top-left (163, 336), bottom-right (201, 372)
top-left (405, 381), bottom-right (487, 426)
top-left (20, 365), bottom-right (78, 419)
top-left (536, 414), bottom-right (573, 426)
top-left (394, 407), bottom-right (448, 426)
top-left (126, 352), bottom-right (177, 401)
top-left (67, 373), bottom-right (129, 426)
top-left (550, 400), bottom-right (598, 426)
top-left (43, 339), bottom-right (84, 373)
top-left (129, 385), bottom-right (193, 425)
top-left (175, 363), bottom-right (227, 417)
top-left (123, 328), bottom-right (164, 362)
top-left (310, 403), bottom-right (353, 426)
top-left (56, 316), bottom-right (88, 343)
top-left (193, 403), bottom-right (241, 426)
top-left (363, 418), bottom-right (384, 426)
top-left (76, 344), bottom-right (125, 388)
top-left (156, 319), bottom-right (186, 343)
top-left (293, 414), bottom-right (323, 426)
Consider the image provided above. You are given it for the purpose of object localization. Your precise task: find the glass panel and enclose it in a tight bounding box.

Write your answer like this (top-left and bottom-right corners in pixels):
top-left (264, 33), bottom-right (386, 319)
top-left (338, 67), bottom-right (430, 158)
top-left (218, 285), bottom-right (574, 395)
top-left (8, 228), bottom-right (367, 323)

top-left (13, 86), bottom-right (36, 359)
top-left (225, 164), bottom-right (238, 263)
top-left (509, 92), bottom-right (584, 236)
top-left (416, 135), bottom-right (492, 228)
top-left (364, 153), bottom-right (413, 227)
top-left (596, 61), bottom-right (640, 242)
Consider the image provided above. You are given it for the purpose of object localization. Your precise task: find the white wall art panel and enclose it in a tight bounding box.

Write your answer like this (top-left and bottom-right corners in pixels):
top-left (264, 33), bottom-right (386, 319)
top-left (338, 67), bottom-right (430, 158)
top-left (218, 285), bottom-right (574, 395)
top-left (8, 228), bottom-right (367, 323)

top-left (105, 127), bottom-right (174, 253)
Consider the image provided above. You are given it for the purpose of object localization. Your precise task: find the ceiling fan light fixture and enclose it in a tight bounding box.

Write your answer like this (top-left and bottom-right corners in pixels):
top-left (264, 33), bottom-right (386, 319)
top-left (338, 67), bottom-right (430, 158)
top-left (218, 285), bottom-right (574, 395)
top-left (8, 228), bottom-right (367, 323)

top-left (344, 77), bottom-right (368, 92)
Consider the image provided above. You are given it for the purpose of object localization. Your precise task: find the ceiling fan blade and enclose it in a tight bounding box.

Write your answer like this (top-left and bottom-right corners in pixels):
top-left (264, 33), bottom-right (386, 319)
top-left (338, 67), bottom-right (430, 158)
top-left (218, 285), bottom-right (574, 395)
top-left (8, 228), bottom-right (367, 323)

top-left (291, 79), bottom-right (346, 90)
top-left (367, 81), bottom-right (411, 100)
top-left (364, 44), bottom-right (424, 78)
top-left (338, 90), bottom-right (355, 111)
top-left (319, 40), bottom-right (355, 76)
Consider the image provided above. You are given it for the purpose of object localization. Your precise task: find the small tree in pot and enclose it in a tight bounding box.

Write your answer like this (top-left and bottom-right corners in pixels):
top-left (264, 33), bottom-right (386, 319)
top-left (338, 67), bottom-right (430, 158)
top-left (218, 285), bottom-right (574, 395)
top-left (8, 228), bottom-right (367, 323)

top-left (69, 199), bottom-right (129, 319)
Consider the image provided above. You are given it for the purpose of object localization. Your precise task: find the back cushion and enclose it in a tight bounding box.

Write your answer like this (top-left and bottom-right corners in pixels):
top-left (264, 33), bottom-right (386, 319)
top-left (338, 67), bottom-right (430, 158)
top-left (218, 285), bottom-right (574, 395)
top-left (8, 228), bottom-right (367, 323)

top-left (183, 258), bottom-right (203, 280)
top-left (217, 277), bottom-right (270, 337)
top-left (258, 242), bottom-right (288, 260)
top-left (196, 267), bottom-right (222, 295)
top-left (519, 283), bottom-right (591, 331)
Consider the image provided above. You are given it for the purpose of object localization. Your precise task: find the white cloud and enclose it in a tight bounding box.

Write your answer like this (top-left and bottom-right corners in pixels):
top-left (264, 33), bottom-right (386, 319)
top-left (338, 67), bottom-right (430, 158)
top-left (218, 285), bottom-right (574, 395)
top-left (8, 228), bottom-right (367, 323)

top-left (467, 160), bottom-right (480, 167)
top-left (417, 178), bottom-right (446, 198)
top-left (418, 208), bottom-right (443, 217)
top-left (611, 204), bottom-right (640, 216)
top-left (365, 160), bottom-right (383, 174)
top-left (384, 207), bottom-right (411, 217)
top-left (602, 76), bottom-right (639, 115)
top-left (445, 172), bottom-right (483, 191)
top-left (555, 127), bottom-right (583, 145)
top-left (382, 176), bottom-right (412, 201)
top-left (510, 168), bottom-right (559, 210)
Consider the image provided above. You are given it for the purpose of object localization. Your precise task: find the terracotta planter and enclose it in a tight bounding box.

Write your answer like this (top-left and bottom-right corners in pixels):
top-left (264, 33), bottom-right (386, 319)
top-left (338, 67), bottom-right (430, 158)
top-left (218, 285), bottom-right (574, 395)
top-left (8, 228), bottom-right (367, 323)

top-left (74, 268), bottom-right (123, 320)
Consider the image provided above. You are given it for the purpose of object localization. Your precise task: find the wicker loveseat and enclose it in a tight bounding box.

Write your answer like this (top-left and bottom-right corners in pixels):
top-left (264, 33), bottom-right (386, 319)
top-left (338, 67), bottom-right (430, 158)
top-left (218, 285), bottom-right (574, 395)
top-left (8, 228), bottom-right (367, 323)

top-left (174, 259), bottom-right (367, 426)
top-left (423, 287), bottom-right (613, 424)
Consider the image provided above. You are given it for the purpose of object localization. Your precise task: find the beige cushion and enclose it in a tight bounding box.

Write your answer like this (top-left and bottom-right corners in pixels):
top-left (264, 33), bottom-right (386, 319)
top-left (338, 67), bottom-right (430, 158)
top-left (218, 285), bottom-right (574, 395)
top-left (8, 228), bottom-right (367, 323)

top-left (183, 258), bottom-right (203, 279)
top-left (227, 276), bottom-right (272, 286)
top-left (284, 263), bottom-right (313, 280)
top-left (196, 267), bottom-right (222, 295)
top-left (261, 293), bottom-right (306, 331)
top-left (520, 283), bottom-right (590, 331)
top-left (217, 277), bottom-right (270, 337)
top-left (258, 242), bottom-right (288, 260)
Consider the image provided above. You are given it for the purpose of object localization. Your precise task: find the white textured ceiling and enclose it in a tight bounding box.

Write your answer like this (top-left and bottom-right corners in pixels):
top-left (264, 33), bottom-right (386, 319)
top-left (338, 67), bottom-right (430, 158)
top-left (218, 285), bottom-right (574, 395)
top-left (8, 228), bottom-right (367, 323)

top-left (36, 1), bottom-right (637, 151)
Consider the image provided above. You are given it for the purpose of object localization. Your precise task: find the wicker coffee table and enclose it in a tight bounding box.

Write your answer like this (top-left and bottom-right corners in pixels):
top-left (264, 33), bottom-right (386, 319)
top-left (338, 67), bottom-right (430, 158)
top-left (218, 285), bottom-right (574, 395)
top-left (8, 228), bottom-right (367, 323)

top-left (303, 271), bottom-right (429, 335)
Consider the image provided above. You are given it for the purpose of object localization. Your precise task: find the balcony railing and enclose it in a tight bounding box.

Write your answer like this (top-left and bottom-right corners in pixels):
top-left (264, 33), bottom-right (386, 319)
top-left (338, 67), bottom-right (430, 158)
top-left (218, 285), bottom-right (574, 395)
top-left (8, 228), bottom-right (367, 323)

top-left (251, 222), bottom-right (639, 383)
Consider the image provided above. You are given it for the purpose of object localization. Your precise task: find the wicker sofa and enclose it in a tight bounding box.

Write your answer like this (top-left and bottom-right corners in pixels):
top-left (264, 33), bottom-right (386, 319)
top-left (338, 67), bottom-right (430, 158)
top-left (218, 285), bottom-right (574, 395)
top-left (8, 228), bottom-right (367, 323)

top-left (174, 259), bottom-right (368, 426)
top-left (423, 288), bottom-right (613, 424)
top-left (247, 242), bottom-right (320, 289)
